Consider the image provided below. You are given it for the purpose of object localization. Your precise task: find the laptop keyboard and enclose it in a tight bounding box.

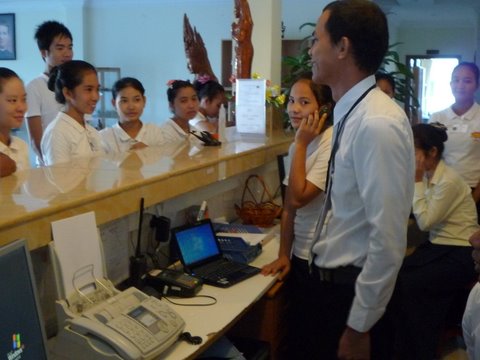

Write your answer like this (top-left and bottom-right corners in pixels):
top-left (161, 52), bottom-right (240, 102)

top-left (194, 260), bottom-right (259, 285)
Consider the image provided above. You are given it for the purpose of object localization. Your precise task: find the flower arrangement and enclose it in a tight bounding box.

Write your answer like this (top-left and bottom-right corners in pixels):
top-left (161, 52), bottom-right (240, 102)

top-left (252, 72), bottom-right (286, 108)
top-left (229, 73), bottom-right (286, 108)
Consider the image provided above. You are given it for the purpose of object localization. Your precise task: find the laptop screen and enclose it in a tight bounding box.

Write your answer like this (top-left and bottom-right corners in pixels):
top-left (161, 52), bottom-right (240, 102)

top-left (0, 239), bottom-right (49, 360)
top-left (173, 220), bottom-right (221, 266)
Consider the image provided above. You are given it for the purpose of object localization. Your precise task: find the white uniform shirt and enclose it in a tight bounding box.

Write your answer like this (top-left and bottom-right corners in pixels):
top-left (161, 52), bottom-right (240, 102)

top-left (190, 111), bottom-right (207, 127)
top-left (190, 111), bottom-right (217, 128)
top-left (429, 102), bottom-right (480, 187)
top-left (463, 282), bottom-right (480, 360)
top-left (160, 119), bottom-right (202, 145)
top-left (100, 122), bottom-right (166, 154)
top-left (284, 126), bottom-right (332, 260)
top-left (25, 74), bottom-right (63, 129)
top-left (41, 112), bottom-right (105, 165)
top-left (312, 76), bottom-right (415, 332)
top-left (0, 136), bottom-right (30, 171)
top-left (413, 160), bottom-right (478, 246)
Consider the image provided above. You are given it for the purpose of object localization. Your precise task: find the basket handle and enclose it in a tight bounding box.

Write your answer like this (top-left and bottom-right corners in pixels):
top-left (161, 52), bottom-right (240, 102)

top-left (241, 175), bottom-right (276, 205)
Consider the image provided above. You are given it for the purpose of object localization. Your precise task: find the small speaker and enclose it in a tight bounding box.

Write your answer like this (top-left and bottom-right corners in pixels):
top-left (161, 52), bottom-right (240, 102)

top-left (150, 216), bottom-right (171, 243)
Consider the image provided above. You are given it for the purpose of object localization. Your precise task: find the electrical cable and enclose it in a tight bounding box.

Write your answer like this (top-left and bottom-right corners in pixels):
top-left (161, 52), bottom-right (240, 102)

top-left (162, 294), bottom-right (217, 307)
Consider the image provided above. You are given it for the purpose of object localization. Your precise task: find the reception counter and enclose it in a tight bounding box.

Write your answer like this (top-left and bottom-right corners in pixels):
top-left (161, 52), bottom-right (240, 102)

top-left (0, 133), bottom-right (292, 251)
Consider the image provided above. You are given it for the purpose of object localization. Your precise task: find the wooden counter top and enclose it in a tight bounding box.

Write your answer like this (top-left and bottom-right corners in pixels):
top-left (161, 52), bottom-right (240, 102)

top-left (0, 133), bottom-right (292, 250)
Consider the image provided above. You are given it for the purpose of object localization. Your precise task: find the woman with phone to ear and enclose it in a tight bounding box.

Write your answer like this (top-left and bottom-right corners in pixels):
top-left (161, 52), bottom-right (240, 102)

top-left (261, 73), bottom-right (334, 359)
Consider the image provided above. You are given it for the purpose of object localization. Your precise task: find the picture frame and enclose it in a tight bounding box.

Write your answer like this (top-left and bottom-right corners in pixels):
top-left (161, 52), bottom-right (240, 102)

top-left (0, 13), bottom-right (15, 60)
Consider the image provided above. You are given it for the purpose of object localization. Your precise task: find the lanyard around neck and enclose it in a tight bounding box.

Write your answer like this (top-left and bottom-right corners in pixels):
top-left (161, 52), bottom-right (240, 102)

top-left (331, 84), bottom-right (376, 159)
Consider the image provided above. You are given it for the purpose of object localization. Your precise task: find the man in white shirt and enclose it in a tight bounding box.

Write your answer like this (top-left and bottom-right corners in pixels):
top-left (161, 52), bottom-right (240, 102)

top-left (25, 21), bottom-right (73, 165)
top-left (307, 1), bottom-right (415, 358)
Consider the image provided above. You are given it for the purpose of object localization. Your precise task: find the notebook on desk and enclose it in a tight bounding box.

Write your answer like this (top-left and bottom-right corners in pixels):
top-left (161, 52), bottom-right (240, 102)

top-left (171, 219), bottom-right (260, 288)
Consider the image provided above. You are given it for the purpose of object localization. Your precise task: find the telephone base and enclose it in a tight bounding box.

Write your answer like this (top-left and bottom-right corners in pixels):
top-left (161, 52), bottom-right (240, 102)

top-left (53, 287), bottom-right (186, 360)
top-left (55, 278), bottom-right (119, 329)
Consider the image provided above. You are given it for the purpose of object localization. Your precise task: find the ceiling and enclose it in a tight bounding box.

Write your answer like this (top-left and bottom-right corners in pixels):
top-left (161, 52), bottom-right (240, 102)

top-left (375, 0), bottom-right (480, 15)
top-left (374, 0), bottom-right (480, 28)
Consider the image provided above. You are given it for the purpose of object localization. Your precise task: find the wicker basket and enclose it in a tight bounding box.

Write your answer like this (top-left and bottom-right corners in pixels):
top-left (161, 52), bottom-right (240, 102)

top-left (235, 175), bottom-right (282, 227)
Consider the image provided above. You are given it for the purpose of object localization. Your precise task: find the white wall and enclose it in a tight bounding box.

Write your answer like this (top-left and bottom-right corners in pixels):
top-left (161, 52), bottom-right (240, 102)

top-left (1, 0), bottom-right (479, 121)
top-left (85, 0), bottom-right (232, 123)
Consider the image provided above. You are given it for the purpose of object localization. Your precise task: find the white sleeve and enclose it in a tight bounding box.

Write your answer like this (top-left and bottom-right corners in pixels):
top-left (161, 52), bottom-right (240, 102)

top-left (41, 126), bottom-right (72, 165)
top-left (412, 176), bottom-right (462, 231)
top-left (348, 117), bottom-right (414, 331)
top-left (305, 127), bottom-right (332, 191)
top-left (463, 284), bottom-right (480, 360)
top-left (25, 80), bottom-right (42, 118)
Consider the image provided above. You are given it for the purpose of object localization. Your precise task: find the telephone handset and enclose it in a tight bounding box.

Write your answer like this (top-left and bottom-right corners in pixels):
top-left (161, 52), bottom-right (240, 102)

top-left (68, 317), bottom-right (142, 360)
top-left (53, 287), bottom-right (186, 360)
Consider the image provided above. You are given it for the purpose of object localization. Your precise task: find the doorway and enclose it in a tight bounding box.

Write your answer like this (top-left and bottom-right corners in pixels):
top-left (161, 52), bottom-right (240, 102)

top-left (406, 55), bottom-right (461, 122)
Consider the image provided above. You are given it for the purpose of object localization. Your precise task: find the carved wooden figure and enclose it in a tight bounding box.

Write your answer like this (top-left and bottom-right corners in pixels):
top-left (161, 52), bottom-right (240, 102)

top-left (183, 14), bottom-right (218, 82)
top-left (232, 0), bottom-right (254, 79)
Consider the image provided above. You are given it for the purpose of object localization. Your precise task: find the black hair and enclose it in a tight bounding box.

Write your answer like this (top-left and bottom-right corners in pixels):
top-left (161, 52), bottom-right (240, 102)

top-left (193, 80), bottom-right (225, 102)
top-left (34, 20), bottom-right (72, 51)
top-left (452, 62), bottom-right (480, 85)
top-left (412, 122), bottom-right (448, 159)
top-left (167, 80), bottom-right (196, 104)
top-left (323, 0), bottom-right (388, 74)
top-left (375, 71), bottom-right (396, 93)
top-left (0, 67), bottom-right (20, 93)
top-left (290, 72), bottom-right (335, 126)
top-left (47, 60), bottom-right (97, 104)
top-left (112, 77), bottom-right (145, 100)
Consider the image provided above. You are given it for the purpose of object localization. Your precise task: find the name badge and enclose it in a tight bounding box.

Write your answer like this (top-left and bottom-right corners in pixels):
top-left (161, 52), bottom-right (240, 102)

top-left (471, 131), bottom-right (480, 142)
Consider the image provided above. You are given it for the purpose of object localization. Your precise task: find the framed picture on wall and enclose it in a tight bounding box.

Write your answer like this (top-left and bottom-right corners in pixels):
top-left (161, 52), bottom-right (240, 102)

top-left (0, 14), bottom-right (15, 60)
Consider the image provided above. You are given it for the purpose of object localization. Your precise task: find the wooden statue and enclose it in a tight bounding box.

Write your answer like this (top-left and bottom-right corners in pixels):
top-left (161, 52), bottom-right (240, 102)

top-left (183, 14), bottom-right (218, 82)
top-left (232, 0), bottom-right (254, 79)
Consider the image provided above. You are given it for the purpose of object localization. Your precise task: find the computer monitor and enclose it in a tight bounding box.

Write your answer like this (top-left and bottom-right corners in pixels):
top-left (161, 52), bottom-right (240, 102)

top-left (0, 239), bottom-right (49, 360)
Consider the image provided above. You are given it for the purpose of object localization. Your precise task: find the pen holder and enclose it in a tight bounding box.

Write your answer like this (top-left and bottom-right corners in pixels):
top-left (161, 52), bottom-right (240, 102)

top-left (235, 175), bottom-right (282, 227)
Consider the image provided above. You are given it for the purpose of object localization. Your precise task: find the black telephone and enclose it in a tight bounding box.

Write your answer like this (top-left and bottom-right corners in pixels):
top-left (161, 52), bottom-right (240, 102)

top-left (189, 130), bottom-right (221, 146)
top-left (146, 268), bottom-right (202, 297)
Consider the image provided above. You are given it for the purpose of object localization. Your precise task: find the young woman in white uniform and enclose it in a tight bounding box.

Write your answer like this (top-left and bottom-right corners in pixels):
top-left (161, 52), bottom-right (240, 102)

top-left (0, 67), bottom-right (29, 176)
top-left (100, 77), bottom-right (165, 153)
top-left (261, 74), bottom-right (334, 358)
top-left (41, 60), bottom-right (104, 165)
top-left (160, 80), bottom-right (201, 145)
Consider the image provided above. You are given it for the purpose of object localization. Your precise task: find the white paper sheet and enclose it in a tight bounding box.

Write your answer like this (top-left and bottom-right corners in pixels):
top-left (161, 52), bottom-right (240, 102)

top-left (51, 211), bottom-right (104, 297)
top-left (235, 79), bottom-right (266, 135)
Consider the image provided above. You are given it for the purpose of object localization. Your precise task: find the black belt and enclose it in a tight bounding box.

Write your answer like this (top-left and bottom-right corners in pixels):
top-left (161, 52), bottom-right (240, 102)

top-left (314, 265), bottom-right (361, 285)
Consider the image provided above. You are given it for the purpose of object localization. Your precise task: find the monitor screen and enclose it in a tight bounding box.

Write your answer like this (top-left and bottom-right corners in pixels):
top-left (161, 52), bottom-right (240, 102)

top-left (174, 221), bottom-right (220, 266)
top-left (0, 239), bottom-right (49, 360)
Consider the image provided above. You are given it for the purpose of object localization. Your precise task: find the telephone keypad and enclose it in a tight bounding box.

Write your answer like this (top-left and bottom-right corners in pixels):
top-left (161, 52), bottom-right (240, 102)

top-left (109, 316), bottom-right (158, 353)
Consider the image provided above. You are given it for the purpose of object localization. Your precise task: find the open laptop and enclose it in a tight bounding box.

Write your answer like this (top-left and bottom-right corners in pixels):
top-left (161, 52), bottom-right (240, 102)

top-left (171, 219), bottom-right (260, 288)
